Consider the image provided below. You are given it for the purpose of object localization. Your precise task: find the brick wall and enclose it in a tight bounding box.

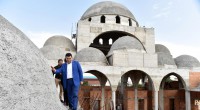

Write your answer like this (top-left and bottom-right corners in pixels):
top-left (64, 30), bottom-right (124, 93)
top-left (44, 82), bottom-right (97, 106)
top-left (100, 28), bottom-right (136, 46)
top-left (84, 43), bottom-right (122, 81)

top-left (190, 72), bottom-right (200, 89)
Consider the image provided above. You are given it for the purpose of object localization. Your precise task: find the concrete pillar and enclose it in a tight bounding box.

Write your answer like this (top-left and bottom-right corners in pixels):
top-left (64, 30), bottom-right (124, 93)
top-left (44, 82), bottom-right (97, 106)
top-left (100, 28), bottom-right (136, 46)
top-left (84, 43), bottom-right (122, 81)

top-left (185, 90), bottom-right (191, 110)
top-left (158, 90), bottom-right (164, 110)
top-left (101, 86), bottom-right (105, 110)
top-left (112, 91), bottom-right (116, 110)
top-left (154, 90), bottom-right (158, 110)
top-left (134, 88), bottom-right (138, 110)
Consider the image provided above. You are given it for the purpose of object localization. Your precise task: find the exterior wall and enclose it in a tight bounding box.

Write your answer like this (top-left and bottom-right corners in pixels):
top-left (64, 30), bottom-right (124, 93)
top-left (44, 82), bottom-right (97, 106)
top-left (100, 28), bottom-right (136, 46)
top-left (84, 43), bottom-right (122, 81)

top-left (163, 90), bottom-right (185, 110)
top-left (189, 72), bottom-right (200, 89)
top-left (81, 65), bottom-right (191, 91)
top-left (79, 86), bottom-right (112, 110)
top-left (123, 89), bottom-right (152, 110)
top-left (77, 20), bottom-right (155, 54)
top-left (191, 91), bottom-right (200, 110)
top-left (110, 50), bottom-right (158, 67)
top-left (82, 15), bottom-right (137, 26)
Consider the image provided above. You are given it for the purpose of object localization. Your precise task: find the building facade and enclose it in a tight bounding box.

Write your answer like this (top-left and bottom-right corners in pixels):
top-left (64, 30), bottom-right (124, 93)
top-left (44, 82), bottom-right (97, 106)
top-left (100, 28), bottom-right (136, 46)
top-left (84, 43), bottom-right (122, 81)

top-left (41, 1), bottom-right (200, 110)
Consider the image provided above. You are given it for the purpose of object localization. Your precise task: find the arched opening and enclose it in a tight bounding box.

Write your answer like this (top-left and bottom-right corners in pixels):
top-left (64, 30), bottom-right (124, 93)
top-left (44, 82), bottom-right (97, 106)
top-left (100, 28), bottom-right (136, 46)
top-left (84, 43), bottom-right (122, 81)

top-left (116, 15), bottom-right (120, 24)
top-left (159, 73), bottom-right (186, 110)
top-left (88, 18), bottom-right (92, 22)
top-left (79, 70), bottom-right (113, 110)
top-left (99, 38), bottom-right (103, 45)
top-left (109, 38), bottom-right (113, 45)
top-left (128, 18), bottom-right (132, 26)
top-left (100, 15), bottom-right (106, 23)
top-left (116, 70), bottom-right (155, 110)
top-left (89, 31), bottom-right (141, 55)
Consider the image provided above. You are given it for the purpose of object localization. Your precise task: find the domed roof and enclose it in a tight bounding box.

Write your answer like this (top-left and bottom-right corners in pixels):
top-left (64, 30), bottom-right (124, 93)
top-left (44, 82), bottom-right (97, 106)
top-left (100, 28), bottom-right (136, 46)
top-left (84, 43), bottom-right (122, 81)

top-left (0, 15), bottom-right (65, 109)
top-left (40, 45), bottom-right (66, 60)
top-left (174, 55), bottom-right (200, 68)
top-left (74, 47), bottom-right (108, 65)
top-left (81, 1), bottom-right (137, 21)
top-left (157, 53), bottom-right (176, 66)
top-left (155, 44), bottom-right (171, 54)
top-left (107, 36), bottom-right (144, 56)
top-left (43, 35), bottom-right (75, 51)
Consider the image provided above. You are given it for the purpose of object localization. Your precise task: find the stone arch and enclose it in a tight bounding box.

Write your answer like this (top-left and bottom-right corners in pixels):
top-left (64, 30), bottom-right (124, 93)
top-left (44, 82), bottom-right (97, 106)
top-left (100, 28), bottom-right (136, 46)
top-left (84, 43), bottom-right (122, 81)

top-left (159, 72), bottom-right (186, 90)
top-left (120, 69), bottom-right (155, 91)
top-left (89, 31), bottom-right (146, 55)
top-left (80, 69), bottom-right (113, 110)
top-left (159, 72), bottom-right (187, 110)
top-left (84, 70), bottom-right (112, 87)
top-left (117, 70), bottom-right (155, 110)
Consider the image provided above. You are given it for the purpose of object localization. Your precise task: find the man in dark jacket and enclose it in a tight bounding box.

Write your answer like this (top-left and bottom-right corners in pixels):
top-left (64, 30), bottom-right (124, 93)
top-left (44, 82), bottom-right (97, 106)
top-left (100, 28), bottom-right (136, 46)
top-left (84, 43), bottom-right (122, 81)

top-left (52, 59), bottom-right (64, 103)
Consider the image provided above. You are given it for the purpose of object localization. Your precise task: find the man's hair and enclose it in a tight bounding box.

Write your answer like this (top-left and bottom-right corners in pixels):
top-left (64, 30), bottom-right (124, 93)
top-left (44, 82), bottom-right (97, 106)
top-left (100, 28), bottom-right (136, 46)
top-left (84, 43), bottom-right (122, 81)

top-left (65, 53), bottom-right (72, 57)
top-left (58, 59), bottom-right (63, 63)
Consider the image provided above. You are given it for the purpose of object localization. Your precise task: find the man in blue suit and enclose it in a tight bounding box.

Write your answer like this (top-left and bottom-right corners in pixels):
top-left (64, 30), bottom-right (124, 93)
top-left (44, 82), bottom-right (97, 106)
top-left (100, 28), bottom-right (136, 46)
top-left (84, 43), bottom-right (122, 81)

top-left (52, 53), bottom-right (83, 110)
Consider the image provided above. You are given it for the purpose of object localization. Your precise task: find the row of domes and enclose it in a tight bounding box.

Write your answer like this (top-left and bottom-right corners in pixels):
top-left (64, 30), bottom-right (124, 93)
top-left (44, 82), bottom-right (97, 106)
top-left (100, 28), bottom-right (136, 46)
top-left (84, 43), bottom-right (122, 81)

top-left (41, 35), bottom-right (200, 68)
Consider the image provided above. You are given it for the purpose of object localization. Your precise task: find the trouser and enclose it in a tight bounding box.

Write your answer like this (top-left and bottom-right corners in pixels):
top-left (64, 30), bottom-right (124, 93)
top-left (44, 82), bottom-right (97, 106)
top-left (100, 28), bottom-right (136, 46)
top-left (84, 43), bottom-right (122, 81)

top-left (55, 78), bottom-right (63, 101)
top-left (66, 78), bottom-right (80, 110)
top-left (64, 89), bottom-right (69, 105)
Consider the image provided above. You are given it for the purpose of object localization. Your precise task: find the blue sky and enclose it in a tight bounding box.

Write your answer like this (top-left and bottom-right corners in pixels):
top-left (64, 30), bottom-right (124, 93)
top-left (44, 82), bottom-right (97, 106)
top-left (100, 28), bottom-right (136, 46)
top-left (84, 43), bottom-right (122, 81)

top-left (1, 0), bottom-right (200, 60)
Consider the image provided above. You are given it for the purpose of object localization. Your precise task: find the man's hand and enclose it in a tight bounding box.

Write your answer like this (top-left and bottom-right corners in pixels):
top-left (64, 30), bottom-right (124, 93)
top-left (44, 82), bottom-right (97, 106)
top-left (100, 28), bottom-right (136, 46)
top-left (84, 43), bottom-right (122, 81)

top-left (51, 66), bottom-right (56, 72)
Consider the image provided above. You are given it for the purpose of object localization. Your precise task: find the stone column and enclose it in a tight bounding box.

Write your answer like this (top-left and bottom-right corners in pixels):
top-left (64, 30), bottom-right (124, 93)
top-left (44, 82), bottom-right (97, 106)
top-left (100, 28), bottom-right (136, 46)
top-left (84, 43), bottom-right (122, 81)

top-left (134, 87), bottom-right (138, 110)
top-left (101, 86), bottom-right (105, 110)
top-left (185, 90), bottom-right (191, 110)
top-left (112, 90), bottom-right (116, 110)
top-left (158, 89), bottom-right (164, 110)
top-left (154, 90), bottom-right (158, 110)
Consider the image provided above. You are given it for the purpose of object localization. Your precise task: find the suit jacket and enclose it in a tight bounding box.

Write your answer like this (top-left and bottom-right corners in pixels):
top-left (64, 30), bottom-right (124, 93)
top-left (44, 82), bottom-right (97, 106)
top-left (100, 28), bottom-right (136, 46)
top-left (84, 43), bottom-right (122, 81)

top-left (55, 60), bottom-right (83, 90)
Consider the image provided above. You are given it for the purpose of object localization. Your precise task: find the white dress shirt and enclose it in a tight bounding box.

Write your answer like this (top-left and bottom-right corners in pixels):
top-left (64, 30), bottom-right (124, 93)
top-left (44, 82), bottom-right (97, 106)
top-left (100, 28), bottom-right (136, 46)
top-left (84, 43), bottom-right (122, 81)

top-left (67, 62), bottom-right (73, 79)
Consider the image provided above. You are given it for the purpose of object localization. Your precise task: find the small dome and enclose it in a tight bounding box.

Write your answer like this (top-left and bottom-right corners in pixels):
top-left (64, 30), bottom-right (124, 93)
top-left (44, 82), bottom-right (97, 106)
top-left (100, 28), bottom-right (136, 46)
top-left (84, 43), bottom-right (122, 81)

top-left (43, 35), bottom-right (75, 51)
top-left (40, 45), bottom-right (66, 60)
top-left (74, 47), bottom-right (108, 66)
top-left (81, 1), bottom-right (137, 22)
top-left (155, 44), bottom-right (171, 54)
top-left (107, 36), bottom-right (144, 56)
top-left (174, 55), bottom-right (200, 68)
top-left (155, 44), bottom-right (175, 66)
top-left (157, 53), bottom-right (176, 66)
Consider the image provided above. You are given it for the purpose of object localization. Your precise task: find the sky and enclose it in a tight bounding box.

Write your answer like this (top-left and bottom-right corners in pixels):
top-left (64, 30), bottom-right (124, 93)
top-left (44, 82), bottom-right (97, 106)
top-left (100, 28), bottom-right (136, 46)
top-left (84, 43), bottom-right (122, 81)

top-left (1, 0), bottom-right (200, 61)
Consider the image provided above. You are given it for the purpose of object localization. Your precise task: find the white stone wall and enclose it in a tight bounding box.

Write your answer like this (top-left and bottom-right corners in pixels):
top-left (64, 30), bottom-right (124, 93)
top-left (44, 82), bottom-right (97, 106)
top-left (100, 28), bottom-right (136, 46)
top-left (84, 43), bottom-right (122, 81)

top-left (77, 21), bottom-right (155, 54)
top-left (81, 65), bottom-right (191, 91)
top-left (110, 49), bottom-right (158, 68)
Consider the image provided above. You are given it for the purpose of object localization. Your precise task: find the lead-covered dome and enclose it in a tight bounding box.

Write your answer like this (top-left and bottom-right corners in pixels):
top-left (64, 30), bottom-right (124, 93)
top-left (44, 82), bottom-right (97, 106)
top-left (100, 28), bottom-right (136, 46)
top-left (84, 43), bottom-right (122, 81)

top-left (155, 44), bottom-right (176, 67)
top-left (155, 44), bottom-right (171, 54)
top-left (43, 35), bottom-right (75, 51)
top-left (0, 15), bottom-right (65, 110)
top-left (174, 55), bottom-right (200, 68)
top-left (107, 36), bottom-right (145, 56)
top-left (74, 47), bottom-right (108, 66)
top-left (40, 45), bottom-right (66, 60)
top-left (81, 1), bottom-right (137, 21)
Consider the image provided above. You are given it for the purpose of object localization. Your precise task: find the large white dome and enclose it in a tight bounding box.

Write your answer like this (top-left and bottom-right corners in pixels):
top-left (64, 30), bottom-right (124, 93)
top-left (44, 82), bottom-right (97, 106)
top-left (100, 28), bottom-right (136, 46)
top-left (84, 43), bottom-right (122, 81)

top-left (81, 1), bottom-right (137, 22)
